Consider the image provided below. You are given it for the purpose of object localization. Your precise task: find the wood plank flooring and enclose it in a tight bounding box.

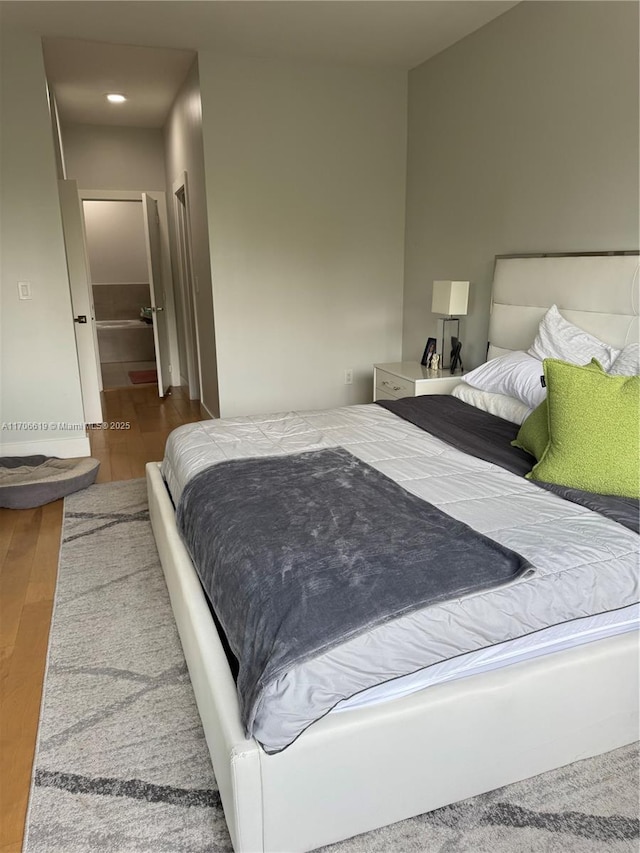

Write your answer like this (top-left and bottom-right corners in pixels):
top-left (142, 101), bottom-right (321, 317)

top-left (0, 385), bottom-right (204, 853)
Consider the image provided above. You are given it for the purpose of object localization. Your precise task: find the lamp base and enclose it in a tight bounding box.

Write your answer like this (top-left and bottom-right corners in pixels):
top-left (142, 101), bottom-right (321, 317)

top-left (437, 317), bottom-right (460, 369)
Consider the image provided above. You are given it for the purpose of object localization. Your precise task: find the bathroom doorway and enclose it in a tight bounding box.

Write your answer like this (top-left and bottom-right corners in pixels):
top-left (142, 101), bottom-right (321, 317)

top-left (83, 199), bottom-right (158, 389)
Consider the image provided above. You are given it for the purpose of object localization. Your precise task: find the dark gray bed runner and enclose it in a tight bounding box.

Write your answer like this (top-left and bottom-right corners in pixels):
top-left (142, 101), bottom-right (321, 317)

top-left (378, 395), bottom-right (639, 534)
top-left (177, 446), bottom-right (531, 747)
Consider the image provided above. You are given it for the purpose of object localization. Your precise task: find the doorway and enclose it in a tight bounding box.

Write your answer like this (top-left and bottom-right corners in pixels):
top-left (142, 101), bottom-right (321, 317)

top-left (58, 185), bottom-right (175, 406)
top-left (83, 199), bottom-right (158, 389)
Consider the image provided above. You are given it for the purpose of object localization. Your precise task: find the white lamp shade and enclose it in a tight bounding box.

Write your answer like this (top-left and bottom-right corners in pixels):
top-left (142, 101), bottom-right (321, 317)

top-left (432, 280), bottom-right (469, 316)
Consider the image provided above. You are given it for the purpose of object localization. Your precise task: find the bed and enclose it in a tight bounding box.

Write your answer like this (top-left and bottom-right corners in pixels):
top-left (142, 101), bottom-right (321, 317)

top-left (146, 252), bottom-right (639, 852)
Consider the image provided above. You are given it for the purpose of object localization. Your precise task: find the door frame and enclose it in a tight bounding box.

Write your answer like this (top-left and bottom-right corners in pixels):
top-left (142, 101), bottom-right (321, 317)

top-left (172, 172), bottom-right (202, 401)
top-left (79, 189), bottom-right (181, 391)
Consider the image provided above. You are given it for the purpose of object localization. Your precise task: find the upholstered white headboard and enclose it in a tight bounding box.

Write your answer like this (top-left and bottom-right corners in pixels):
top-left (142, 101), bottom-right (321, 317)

top-left (488, 253), bottom-right (639, 360)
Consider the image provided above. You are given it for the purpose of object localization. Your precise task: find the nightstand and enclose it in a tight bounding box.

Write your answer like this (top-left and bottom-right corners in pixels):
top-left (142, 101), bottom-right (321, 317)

top-left (373, 362), bottom-right (465, 401)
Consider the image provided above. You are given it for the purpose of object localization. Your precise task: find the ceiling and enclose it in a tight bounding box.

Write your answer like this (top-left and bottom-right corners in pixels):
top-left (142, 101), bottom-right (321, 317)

top-left (4, 1), bottom-right (519, 128)
top-left (43, 40), bottom-right (196, 127)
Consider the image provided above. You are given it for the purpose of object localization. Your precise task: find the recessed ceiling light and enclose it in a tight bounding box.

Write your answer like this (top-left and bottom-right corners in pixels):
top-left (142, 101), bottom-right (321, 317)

top-left (106, 93), bottom-right (127, 103)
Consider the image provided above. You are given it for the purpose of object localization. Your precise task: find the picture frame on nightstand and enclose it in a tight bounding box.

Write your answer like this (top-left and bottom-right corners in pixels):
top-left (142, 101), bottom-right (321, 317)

top-left (450, 337), bottom-right (464, 374)
top-left (420, 337), bottom-right (437, 368)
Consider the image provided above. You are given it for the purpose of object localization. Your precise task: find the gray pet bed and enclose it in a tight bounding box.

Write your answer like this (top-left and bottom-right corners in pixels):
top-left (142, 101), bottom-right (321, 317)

top-left (0, 455), bottom-right (100, 509)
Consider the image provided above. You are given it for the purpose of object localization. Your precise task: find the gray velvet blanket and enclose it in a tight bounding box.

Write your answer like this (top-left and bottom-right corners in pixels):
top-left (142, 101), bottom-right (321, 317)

top-left (177, 446), bottom-right (531, 748)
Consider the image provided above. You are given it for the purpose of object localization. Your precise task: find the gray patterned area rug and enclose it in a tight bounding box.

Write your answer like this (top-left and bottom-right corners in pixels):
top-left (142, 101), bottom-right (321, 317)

top-left (25, 478), bottom-right (639, 853)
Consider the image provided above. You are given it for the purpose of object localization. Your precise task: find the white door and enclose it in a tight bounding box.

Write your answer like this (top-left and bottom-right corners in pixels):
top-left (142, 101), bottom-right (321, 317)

top-left (141, 194), bottom-right (171, 396)
top-left (58, 179), bottom-right (103, 423)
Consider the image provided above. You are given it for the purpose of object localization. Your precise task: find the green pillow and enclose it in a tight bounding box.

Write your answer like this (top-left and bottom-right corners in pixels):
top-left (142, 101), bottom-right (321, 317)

top-left (512, 400), bottom-right (549, 460)
top-left (527, 359), bottom-right (640, 498)
top-left (512, 359), bottom-right (605, 461)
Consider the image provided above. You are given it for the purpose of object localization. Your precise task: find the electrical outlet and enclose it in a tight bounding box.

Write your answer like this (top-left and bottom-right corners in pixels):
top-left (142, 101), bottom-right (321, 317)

top-left (344, 369), bottom-right (353, 385)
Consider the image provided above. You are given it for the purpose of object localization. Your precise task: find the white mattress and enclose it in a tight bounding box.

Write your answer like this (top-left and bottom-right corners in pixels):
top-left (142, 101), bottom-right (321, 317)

top-left (162, 404), bottom-right (638, 737)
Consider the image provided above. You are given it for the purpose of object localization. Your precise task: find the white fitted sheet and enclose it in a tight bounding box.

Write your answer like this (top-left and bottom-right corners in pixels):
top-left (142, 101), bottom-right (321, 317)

top-left (334, 603), bottom-right (639, 712)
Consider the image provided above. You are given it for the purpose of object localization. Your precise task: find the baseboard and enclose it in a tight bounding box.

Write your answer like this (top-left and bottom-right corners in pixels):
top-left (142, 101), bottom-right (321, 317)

top-left (0, 434), bottom-right (91, 458)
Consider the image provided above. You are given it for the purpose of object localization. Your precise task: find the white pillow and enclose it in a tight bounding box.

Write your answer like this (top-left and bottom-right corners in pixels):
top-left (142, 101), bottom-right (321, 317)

top-left (462, 350), bottom-right (546, 409)
top-left (527, 304), bottom-right (620, 369)
top-left (609, 343), bottom-right (640, 376)
top-left (451, 383), bottom-right (532, 425)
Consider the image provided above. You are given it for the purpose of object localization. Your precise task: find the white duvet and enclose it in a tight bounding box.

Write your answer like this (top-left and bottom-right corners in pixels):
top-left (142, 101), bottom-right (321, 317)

top-left (162, 403), bottom-right (639, 751)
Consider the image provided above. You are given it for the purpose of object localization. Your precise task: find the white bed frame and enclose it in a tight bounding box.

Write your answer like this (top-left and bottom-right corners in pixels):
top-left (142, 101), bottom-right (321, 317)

top-left (147, 252), bottom-right (639, 853)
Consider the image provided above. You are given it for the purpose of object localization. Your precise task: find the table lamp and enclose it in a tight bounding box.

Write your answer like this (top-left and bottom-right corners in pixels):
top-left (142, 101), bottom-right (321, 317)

top-left (431, 280), bottom-right (469, 370)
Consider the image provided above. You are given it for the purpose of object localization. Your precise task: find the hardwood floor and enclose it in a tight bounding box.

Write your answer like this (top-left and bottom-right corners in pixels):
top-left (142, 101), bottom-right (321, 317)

top-left (0, 385), bottom-right (204, 853)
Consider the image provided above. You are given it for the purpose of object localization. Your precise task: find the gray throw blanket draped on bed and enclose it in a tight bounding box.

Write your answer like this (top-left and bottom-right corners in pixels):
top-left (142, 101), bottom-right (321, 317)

top-left (177, 446), bottom-right (532, 749)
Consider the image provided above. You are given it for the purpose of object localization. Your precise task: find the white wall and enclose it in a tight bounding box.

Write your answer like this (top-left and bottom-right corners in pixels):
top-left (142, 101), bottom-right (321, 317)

top-left (198, 53), bottom-right (407, 417)
top-left (83, 201), bottom-right (147, 284)
top-left (164, 59), bottom-right (220, 416)
top-left (403, 1), bottom-right (640, 370)
top-left (63, 124), bottom-right (167, 191)
top-left (0, 26), bottom-right (88, 457)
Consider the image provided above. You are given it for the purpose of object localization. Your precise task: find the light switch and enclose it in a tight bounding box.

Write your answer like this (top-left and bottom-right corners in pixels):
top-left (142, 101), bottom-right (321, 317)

top-left (18, 281), bottom-right (32, 300)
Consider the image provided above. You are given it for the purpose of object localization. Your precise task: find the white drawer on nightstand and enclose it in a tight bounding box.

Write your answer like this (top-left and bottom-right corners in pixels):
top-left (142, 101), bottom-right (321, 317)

top-left (375, 386), bottom-right (402, 401)
top-left (373, 362), bottom-right (464, 401)
top-left (375, 370), bottom-right (415, 398)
